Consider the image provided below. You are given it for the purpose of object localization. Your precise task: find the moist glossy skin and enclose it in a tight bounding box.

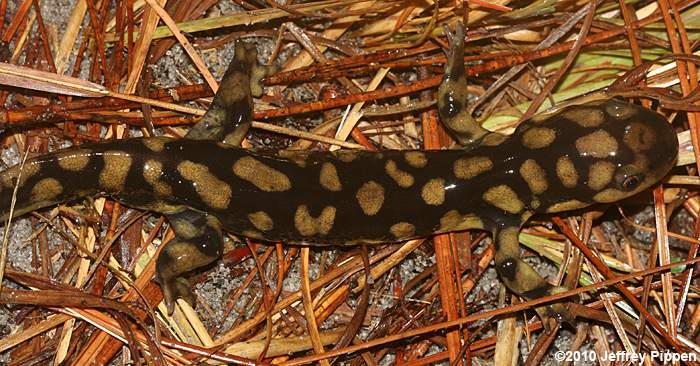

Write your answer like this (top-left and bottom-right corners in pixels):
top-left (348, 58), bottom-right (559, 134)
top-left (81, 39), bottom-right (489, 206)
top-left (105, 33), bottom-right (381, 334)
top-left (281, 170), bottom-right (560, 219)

top-left (0, 34), bottom-right (679, 320)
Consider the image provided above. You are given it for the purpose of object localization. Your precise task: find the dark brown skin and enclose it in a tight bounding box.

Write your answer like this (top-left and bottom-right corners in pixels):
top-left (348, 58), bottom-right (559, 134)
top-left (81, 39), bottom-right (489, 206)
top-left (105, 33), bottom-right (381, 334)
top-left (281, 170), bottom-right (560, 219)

top-left (0, 27), bottom-right (678, 321)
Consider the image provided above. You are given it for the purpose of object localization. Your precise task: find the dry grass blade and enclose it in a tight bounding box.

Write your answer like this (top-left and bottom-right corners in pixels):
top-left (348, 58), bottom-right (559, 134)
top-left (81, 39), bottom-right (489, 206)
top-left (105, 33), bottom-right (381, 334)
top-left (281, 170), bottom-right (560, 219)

top-left (143, 0), bottom-right (218, 92)
top-left (0, 62), bottom-right (106, 97)
top-left (0, 314), bottom-right (72, 353)
top-left (0, 148), bottom-right (29, 308)
top-left (226, 328), bottom-right (346, 359)
top-left (300, 247), bottom-right (331, 366)
top-left (54, 0), bottom-right (87, 74)
top-left (123, 0), bottom-right (161, 94)
top-left (104, 0), bottom-right (364, 43)
top-left (279, 257), bottom-right (700, 365)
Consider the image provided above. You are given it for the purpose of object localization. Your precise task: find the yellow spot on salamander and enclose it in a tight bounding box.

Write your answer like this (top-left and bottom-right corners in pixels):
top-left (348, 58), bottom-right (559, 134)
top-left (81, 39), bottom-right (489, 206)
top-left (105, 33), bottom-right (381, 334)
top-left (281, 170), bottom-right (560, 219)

top-left (480, 133), bottom-right (508, 146)
top-left (563, 107), bottom-right (605, 128)
top-left (530, 199), bottom-right (540, 209)
top-left (242, 229), bottom-right (264, 240)
top-left (390, 222), bottom-right (415, 239)
top-left (99, 151), bottom-right (132, 191)
top-left (385, 160), bottom-right (414, 188)
top-left (421, 178), bottom-right (445, 205)
top-left (170, 218), bottom-right (200, 239)
top-left (522, 127), bottom-right (556, 149)
top-left (593, 188), bottom-right (626, 203)
top-left (519, 159), bottom-right (547, 194)
top-left (233, 156), bottom-right (291, 192)
top-left (319, 162), bottom-right (342, 191)
top-left (482, 185), bottom-right (524, 214)
top-left (57, 150), bottom-right (90, 171)
top-left (143, 159), bottom-right (172, 196)
top-left (575, 130), bottom-right (618, 158)
top-left (333, 150), bottom-right (361, 163)
top-left (294, 205), bottom-right (336, 236)
top-left (30, 178), bottom-right (63, 202)
top-left (587, 161), bottom-right (615, 191)
top-left (142, 137), bottom-right (169, 152)
top-left (439, 210), bottom-right (484, 232)
top-left (556, 156), bottom-right (578, 188)
top-left (141, 201), bottom-right (184, 215)
top-left (404, 151), bottom-right (428, 168)
top-left (178, 161), bottom-right (232, 209)
top-left (248, 211), bottom-right (274, 231)
top-left (356, 181), bottom-right (385, 215)
top-left (546, 199), bottom-right (586, 213)
top-left (1, 163), bottom-right (39, 188)
top-left (278, 150), bottom-right (311, 167)
top-left (454, 156), bottom-right (492, 180)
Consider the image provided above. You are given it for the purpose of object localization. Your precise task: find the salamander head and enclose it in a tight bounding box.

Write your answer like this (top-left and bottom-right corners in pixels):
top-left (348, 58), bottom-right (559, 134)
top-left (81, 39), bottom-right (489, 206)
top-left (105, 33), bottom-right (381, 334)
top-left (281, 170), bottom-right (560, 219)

top-left (513, 99), bottom-right (678, 214)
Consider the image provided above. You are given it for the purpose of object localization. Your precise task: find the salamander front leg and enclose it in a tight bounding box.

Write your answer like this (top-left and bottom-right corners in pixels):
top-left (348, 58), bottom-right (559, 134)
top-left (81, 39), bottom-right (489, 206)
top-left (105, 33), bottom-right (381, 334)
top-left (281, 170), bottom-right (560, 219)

top-left (494, 226), bottom-right (574, 328)
top-left (156, 209), bottom-right (224, 314)
top-left (437, 22), bottom-right (490, 148)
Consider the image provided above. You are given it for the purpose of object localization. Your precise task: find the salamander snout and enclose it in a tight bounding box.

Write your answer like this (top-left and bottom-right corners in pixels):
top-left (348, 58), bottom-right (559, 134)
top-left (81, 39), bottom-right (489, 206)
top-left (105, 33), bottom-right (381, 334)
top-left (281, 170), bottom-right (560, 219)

top-left (586, 99), bottom-right (678, 203)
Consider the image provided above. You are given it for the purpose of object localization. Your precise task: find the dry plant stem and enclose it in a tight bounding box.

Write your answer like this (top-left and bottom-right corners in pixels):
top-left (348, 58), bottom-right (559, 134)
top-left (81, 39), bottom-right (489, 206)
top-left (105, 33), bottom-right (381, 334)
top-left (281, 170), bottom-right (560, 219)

top-left (124, 0), bottom-right (161, 93)
top-left (0, 149), bottom-right (29, 298)
top-left (331, 247), bottom-right (371, 354)
top-left (523, 322), bottom-right (559, 366)
top-left (675, 215), bottom-right (700, 330)
top-left (617, 0), bottom-right (644, 67)
top-left (143, 0), bottom-right (218, 92)
top-left (422, 83), bottom-right (462, 364)
top-left (0, 0), bottom-right (8, 37)
top-left (415, 279), bottom-right (679, 366)
top-left (588, 256), bottom-right (635, 356)
top-left (281, 22), bottom-right (358, 94)
top-left (279, 257), bottom-right (700, 365)
top-left (216, 245), bottom-right (274, 336)
top-left (246, 240), bottom-right (274, 362)
top-left (103, 0), bottom-right (364, 42)
top-left (2, 0), bottom-right (31, 43)
top-left (265, 0), bottom-right (699, 120)
top-left (71, 235), bottom-right (168, 364)
top-left (521, 1), bottom-right (597, 121)
top-left (653, 186), bottom-right (676, 339)
top-left (0, 313), bottom-right (72, 353)
top-left (656, 0), bottom-right (700, 345)
top-left (0, 63), bottom-right (107, 97)
top-left (217, 243), bottom-right (401, 345)
top-left (84, 0), bottom-right (110, 87)
top-left (552, 217), bottom-right (684, 352)
top-left (0, 289), bottom-right (160, 345)
top-left (657, 0), bottom-right (700, 171)
top-left (468, 5), bottom-right (588, 114)
top-left (224, 328), bottom-right (346, 359)
top-left (617, 208), bottom-right (700, 246)
top-left (300, 247), bottom-right (331, 366)
top-left (250, 122), bottom-right (366, 149)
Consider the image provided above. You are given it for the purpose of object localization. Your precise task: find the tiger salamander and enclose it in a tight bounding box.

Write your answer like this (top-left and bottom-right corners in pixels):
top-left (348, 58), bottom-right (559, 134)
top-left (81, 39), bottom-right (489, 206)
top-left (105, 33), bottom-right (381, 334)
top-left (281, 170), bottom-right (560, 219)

top-left (0, 24), bottom-right (678, 323)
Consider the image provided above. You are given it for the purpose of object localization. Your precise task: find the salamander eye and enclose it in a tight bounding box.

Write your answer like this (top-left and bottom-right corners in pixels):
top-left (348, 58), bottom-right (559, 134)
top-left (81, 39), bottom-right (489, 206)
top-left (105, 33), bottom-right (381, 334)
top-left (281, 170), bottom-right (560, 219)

top-left (621, 175), bottom-right (640, 191)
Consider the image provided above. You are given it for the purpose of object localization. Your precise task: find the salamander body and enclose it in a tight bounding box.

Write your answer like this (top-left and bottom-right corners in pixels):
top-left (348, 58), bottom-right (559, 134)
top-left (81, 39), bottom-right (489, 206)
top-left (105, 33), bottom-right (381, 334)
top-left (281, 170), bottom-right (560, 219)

top-left (0, 24), bottom-right (678, 322)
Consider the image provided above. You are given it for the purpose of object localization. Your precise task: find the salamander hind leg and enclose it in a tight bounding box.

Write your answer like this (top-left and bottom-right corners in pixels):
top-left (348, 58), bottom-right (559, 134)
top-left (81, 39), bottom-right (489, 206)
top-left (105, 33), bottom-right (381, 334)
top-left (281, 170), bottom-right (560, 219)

top-left (494, 226), bottom-right (574, 328)
top-left (437, 22), bottom-right (490, 148)
top-left (186, 41), bottom-right (272, 146)
top-left (156, 209), bottom-right (224, 314)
